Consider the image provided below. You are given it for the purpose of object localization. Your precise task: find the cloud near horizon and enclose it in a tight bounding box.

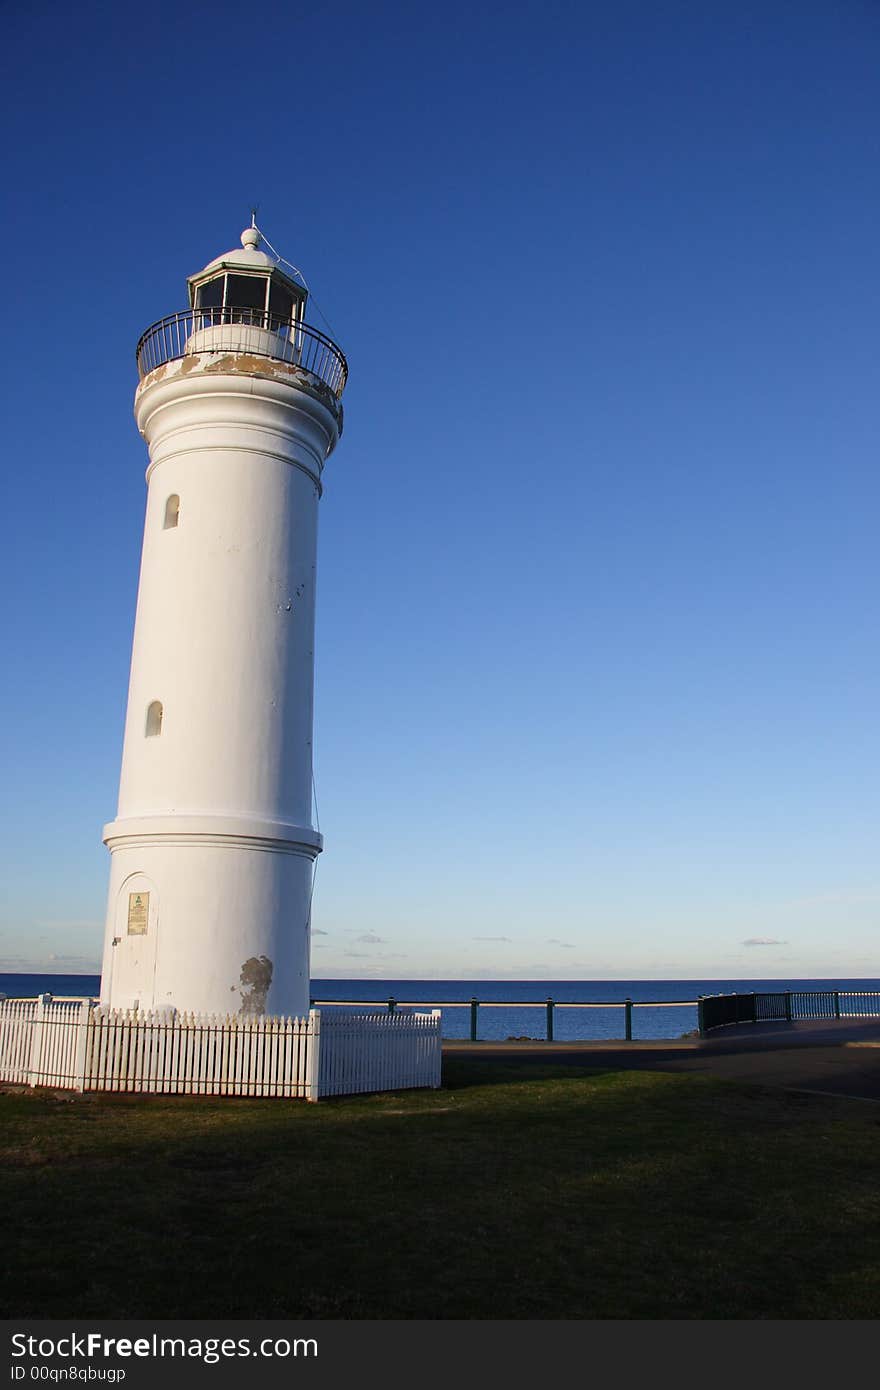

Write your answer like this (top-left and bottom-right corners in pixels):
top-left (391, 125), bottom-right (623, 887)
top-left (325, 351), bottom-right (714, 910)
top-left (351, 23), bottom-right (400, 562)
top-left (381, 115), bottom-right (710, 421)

top-left (741, 937), bottom-right (788, 947)
top-left (342, 950), bottom-right (405, 961)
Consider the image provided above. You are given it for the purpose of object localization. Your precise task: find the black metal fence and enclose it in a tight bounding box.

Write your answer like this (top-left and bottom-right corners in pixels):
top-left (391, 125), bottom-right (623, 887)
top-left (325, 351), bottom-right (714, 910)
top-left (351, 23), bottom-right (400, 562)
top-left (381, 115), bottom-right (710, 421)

top-left (313, 991), bottom-right (880, 1041)
top-left (698, 990), bottom-right (880, 1036)
top-left (135, 308), bottom-right (348, 399)
top-left (312, 996), bottom-right (698, 1042)
top-left (697, 994), bottom-right (756, 1031)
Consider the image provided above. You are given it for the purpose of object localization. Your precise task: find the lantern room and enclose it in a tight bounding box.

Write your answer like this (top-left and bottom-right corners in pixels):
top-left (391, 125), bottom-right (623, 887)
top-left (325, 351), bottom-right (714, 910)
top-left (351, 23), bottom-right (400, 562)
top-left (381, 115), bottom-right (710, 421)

top-left (187, 223), bottom-right (308, 328)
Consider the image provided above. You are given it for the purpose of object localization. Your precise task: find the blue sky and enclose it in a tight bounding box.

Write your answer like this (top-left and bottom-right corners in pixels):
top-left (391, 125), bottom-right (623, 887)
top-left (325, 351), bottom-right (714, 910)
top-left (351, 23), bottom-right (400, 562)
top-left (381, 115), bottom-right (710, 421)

top-left (1, 0), bottom-right (878, 979)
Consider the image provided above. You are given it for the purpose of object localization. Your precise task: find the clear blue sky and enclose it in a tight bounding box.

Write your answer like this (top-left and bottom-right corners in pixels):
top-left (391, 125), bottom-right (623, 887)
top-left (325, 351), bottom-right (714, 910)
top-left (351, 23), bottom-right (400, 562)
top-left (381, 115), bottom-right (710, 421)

top-left (1, 0), bottom-right (878, 980)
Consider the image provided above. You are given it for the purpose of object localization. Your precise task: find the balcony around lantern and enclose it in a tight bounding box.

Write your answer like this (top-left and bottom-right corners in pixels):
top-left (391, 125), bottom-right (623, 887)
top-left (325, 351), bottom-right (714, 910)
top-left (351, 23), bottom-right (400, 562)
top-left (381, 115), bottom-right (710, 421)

top-left (135, 307), bottom-right (348, 401)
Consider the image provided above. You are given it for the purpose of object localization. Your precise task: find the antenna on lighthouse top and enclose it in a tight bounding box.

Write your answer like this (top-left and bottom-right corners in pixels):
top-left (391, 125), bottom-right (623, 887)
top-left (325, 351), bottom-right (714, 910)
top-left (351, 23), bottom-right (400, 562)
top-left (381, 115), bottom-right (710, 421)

top-left (240, 207), bottom-right (262, 251)
top-left (238, 205), bottom-right (262, 250)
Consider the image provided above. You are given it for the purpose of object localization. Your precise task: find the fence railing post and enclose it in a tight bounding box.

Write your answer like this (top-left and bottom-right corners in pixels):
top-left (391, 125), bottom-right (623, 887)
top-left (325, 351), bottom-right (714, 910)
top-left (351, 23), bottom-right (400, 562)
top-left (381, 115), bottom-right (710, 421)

top-left (697, 996), bottom-right (706, 1038)
top-left (306, 1008), bottom-right (321, 1102)
top-left (834, 991), bottom-right (841, 1020)
top-left (784, 991), bottom-right (792, 1023)
top-left (72, 999), bottom-right (92, 1093)
top-left (469, 997), bottom-right (479, 1042)
top-left (624, 997), bottom-right (633, 1041)
top-left (545, 997), bottom-right (554, 1042)
top-left (388, 997), bottom-right (396, 1015)
top-left (27, 993), bottom-right (51, 1088)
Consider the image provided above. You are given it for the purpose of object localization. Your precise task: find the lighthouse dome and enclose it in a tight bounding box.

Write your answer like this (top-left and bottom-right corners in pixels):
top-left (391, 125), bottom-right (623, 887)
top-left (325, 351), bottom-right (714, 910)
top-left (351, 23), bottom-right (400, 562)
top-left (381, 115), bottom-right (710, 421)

top-left (187, 225), bottom-right (308, 319)
top-left (195, 229), bottom-right (278, 278)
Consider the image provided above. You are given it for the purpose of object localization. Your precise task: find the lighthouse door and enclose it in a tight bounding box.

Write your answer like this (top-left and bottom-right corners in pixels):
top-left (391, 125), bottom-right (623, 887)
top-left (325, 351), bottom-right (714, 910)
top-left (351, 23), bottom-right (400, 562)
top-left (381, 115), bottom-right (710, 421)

top-left (108, 874), bottom-right (158, 1010)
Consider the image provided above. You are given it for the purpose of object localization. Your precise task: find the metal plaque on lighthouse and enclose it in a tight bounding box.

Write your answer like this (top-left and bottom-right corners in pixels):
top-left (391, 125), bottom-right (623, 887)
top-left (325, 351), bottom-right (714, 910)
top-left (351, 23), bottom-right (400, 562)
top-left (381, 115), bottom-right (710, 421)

top-left (127, 892), bottom-right (149, 935)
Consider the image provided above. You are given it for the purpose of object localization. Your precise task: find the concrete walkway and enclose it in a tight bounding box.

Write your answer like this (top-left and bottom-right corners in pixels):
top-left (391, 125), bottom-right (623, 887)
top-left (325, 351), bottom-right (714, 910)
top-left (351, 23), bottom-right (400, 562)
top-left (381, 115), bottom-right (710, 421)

top-left (443, 1017), bottom-right (880, 1101)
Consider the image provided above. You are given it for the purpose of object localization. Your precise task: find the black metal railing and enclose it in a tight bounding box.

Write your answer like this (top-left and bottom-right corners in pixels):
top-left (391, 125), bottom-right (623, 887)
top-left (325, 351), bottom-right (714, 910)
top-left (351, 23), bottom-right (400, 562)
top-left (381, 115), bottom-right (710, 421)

top-left (697, 993), bottom-right (756, 1032)
top-left (136, 308), bottom-right (348, 399)
top-left (310, 991), bottom-right (880, 1042)
top-left (311, 996), bottom-right (699, 1043)
top-left (698, 990), bottom-right (880, 1035)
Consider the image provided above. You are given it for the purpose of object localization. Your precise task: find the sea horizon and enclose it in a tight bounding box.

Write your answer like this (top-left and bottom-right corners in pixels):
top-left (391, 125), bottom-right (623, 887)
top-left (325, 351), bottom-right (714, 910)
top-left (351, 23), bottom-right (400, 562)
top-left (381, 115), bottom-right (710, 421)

top-left (4, 971), bottom-right (878, 1042)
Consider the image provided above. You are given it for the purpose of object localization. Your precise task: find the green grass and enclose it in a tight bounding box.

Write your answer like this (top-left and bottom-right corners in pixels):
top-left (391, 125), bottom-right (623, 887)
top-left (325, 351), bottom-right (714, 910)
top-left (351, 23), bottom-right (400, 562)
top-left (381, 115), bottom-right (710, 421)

top-left (3, 1060), bottom-right (880, 1319)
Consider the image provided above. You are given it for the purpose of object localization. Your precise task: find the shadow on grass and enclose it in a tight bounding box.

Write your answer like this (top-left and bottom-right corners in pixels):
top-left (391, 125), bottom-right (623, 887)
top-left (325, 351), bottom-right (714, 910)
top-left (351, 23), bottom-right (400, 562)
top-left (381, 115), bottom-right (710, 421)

top-left (3, 1071), bottom-right (880, 1320)
top-left (441, 1057), bottom-right (620, 1090)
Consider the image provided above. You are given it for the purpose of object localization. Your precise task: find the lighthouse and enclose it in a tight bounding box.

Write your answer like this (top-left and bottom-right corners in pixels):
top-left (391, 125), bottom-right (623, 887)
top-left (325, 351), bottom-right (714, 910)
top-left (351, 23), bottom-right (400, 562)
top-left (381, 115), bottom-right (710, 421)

top-left (99, 225), bottom-right (347, 1019)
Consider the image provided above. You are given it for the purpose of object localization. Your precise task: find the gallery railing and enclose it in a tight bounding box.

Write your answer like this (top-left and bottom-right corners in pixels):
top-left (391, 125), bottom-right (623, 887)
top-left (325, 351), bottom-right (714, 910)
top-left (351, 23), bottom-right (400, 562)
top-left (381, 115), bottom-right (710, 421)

top-left (135, 308), bottom-right (348, 399)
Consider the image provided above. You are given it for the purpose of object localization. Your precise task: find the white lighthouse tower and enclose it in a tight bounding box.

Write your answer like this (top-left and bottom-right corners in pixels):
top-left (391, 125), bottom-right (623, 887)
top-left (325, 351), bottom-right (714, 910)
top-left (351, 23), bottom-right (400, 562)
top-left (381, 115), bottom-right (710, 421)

top-left (99, 224), bottom-right (346, 1019)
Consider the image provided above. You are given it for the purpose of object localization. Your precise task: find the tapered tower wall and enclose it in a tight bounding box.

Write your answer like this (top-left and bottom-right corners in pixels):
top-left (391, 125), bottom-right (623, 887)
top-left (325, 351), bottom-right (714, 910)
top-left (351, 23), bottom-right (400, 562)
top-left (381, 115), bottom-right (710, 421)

top-left (100, 316), bottom-right (343, 1017)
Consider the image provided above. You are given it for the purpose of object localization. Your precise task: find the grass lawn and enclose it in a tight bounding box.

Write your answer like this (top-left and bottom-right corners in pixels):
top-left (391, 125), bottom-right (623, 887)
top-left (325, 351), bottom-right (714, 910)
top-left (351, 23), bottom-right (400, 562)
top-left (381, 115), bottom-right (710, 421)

top-left (2, 1059), bottom-right (879, 1319)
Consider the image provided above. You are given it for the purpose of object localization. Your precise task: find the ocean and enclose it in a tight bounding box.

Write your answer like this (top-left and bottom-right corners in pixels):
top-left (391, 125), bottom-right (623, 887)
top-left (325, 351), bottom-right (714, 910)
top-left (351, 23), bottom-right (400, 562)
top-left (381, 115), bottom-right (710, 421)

top-left (3, 973), bottom-right (879, 1042)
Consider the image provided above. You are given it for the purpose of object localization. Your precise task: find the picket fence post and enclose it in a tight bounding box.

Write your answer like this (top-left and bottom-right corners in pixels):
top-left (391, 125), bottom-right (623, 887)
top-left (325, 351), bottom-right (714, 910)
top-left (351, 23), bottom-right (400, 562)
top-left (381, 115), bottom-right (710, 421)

top-left (27, 993), bottom-right (51, 1088)
top-left (306, 1009), bottom-right (321, 1102)
top-left (71, 999), bottom-right (92, 1093)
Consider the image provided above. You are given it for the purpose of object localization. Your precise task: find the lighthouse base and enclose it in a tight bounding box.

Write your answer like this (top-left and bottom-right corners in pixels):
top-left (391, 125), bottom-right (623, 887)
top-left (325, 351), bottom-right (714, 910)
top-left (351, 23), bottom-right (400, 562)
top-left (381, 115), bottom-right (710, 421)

top-left (100, 815), bottom-right (321, 1018)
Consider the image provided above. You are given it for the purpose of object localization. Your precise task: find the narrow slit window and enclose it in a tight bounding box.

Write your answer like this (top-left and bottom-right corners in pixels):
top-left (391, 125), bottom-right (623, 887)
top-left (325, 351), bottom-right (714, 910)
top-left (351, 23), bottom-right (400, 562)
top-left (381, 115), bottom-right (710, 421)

top-left (163, 494), bottom-right (180, 529)
top-left (145, 701), bottom-right (163, 737)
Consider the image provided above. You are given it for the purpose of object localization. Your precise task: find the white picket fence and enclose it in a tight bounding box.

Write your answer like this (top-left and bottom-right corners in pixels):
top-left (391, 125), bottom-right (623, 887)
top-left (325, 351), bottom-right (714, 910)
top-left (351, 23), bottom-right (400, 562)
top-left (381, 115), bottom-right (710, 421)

top-left (0, 996), bottom-right (442, 1101)
top-left (0, 997), bottom-right (87, 1087)
top-left (318, 1009), bottom-right (443, 1097)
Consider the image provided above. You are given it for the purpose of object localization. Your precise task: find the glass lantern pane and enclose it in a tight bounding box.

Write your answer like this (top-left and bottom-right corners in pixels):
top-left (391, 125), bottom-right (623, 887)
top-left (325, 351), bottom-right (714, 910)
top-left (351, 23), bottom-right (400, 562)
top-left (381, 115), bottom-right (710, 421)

top-left (226, 275), bottom-right (268, 318)
top-left (196, 277), bottom-right (224, 309)
top-left (269, 282), bottom-right (294, 323)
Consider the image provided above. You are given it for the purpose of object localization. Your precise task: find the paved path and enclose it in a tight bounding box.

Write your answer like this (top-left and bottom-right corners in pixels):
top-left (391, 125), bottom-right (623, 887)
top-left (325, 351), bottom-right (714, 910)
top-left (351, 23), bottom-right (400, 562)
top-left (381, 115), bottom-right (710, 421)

top-left (443, 1018), bottom-right (880, 1101)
